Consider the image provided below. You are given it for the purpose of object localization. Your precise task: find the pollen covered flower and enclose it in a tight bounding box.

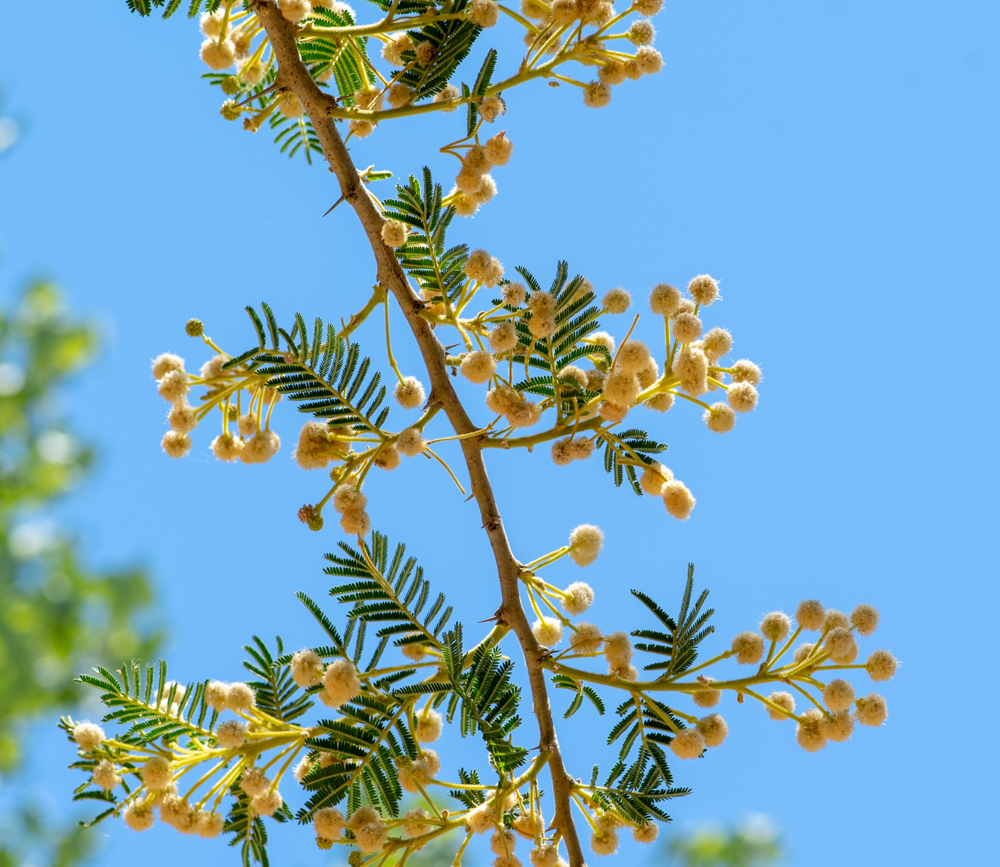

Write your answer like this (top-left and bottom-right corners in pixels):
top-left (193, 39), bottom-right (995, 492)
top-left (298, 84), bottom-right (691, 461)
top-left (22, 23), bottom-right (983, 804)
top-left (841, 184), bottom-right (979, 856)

top-left (823, 678), bottom-right (855, 713)
top-left (603, 632), bottom-right (633, 670)
top-left (314, 807), bottom-right (346, 840)
top-left (616, 341), bottom-right (651, 376)
top-left (568, 524), bottom-right (603, 566)
top-left (561, 582), bottom-right (595, 615)
top-left (241, 430), bottom-right (280, 464)
top-left (796, 708), bottom-right (827, 752)
top-left (479, 96), bottom-right (506, 123)
top-left (279, 93), bottom-right (306, 118)
top-left (670, 727), bottom-right (705, 759)
top-left (240, 767), bottom-right (270, 798)
top-left (825, 627), bottom-right (858, 664)
top-left (570, 622), bottom-right (603, 654)
top-left (381, 219), bottom-right (408, 248)
top-left (649, 283), bottom-right (681, 316)
top-left (461, 350), bottom-right (498, 384)
top-left (157, 369), bottom-right (189, 403)
top-left (211, 432), bottom-right (244, 462)
top-left (767, 690), bottom-right (795, 720)
top-left (795, 599), bottom-right (825, 631)
top-left (201, 38), bottom-right (236, 70)
top-left (851, 604), bottom-right (880, 636)
top-left (322, 659), bottom-right (362, 707)
top-left (856, 693), bottom-right (888, 727)
top-left (416, 707), bottom-right (443, 743)
top-left (532, 618), bottom-right (564, 647)
top-left (672, 312), bottom-right (703, 344)
top-left (394, 376), bottom-right (426, 409)
top-left (603, 369), bottom-right (640, 406)
top-left (693, 677), bottom-right (721, 708)
top-left (688, 274), bottom-right (720, 306)
top-left (727, 381), bottom-right (758, 413)
top-left (398, 427), bottom-right (428, 456)
top-left (673, 345), bottom-right (709, 396)
top-left (704, 402), bottom-right (736, 433)
top-left (73, 722), bottom-right (106, 752)
top-left (123, 803), bottom-right (155, 832)
top-left (161, 431), bottom-right (191, 458)
top-left (280, 0), bottom-right (313, 23)
top-left (141, 756), bottom-right (173, 790)
top-left (403, 808), bottom-right (433, 837)
top-left (822, 710), bottom-right (854, 742)
top-left (290, 648), bottom-right (325, 688)
top-left (215, 719), bottom-right (247, 750)
top-left (697, 713), bottom-right (728, 748)
top-left (760, 611), bottom-right (792, 643)
top-left (253, 789), bottom-right (284, 817)
top-left (731, 631), bottom-right (765, 664)
top-left (662, 479), bottom-right (696, 520)
top-left (489, 322), bottom-right (519, 352)
top-left (730, 359), bottom-right (762, 385)
top-left (227, 682), bottom-right (257, 712)
top-left (602, 287), bottom-right (631, 313)
top-left (92, 759), bottom-right (121, 791)
top-left (627, 19), bottom-right (656, 45)
top-left (485, 132), bottom-right (514, 165)
top-left (865, 649), bottom-right (898, 682)
top-left (701, 327), bottom-right (733, 361)
top-left (468, 0), bottom-right (500, 26)
top-left (639, 462), bottom-right (672, 495)
top-left (502, 283), bottom-right (527, 306)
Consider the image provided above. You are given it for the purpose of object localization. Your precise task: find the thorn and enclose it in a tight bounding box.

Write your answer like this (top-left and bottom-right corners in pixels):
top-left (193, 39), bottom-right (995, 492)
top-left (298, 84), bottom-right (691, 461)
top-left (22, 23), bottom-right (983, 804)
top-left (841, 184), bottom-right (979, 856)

top-left (323, 195), bottom-right (346, 217)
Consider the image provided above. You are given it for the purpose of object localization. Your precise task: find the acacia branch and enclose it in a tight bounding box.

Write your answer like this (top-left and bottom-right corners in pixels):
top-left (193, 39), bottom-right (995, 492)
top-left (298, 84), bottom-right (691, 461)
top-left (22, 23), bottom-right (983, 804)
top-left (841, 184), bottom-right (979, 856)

top-left (249, 3), bottom-right (587, 864)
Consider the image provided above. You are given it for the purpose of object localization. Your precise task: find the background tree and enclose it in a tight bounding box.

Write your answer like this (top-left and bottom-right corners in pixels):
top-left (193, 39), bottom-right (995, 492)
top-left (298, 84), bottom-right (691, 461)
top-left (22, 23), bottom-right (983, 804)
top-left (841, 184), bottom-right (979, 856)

top-left (1, 102), bottom-right (158, 863)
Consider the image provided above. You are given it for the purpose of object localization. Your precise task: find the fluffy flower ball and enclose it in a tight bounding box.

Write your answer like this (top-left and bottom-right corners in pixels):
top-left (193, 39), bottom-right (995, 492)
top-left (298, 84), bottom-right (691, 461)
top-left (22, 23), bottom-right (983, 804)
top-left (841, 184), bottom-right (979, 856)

top-left (200, 38), bottom-right (236, 70)
top-left (570, 623), bottom-right (603, 654)
top-left (141, 756), bottom-right (173, 790)
top-left (704, 402), bottom-right (736, 433)
top-left (669, 727), bottom-right (705, 759)
top-left (532, 618), bottom-right (564, 647)
top-left (290, 648), bottom-right (325, 688)
top-left (561, 582), bottom-right (595, 615)
top-left (602, 287), bottom-right (631, 313)
top-left (568, 524), bottom-right (603, 566)
top-left (851, 604), bottom-right (880, 635)
top-left (381, 219), bottom-right (408, 248)
top-left (394, 376), bottom-right (426, 409)
top-left (688, 274), bottom-right (720, 306)
top-left (856, 693), bottom-right (888, 727)
top-left (760, 611), bottom-right (792, 643)
top-left (216, 720), bottom-right (247, 750)
top-left (161, 431), bottom-right (191, 459)
top-left (662, 480), bottom-right (696, 520)
top-left (866, 649), bottom-right (898, 682)
top-left (73, 722), bottom-right (106, 752)
top-left (767, 690), bottom-right (795, 720)
top-left (693, 677), bottom-right (721, 708)
top-left (825, 626), bottom-right (858, 664)
top-left (322, 659), bottom-right (362, 707)
top-left (416, 708), bottom-right (443, 743)
top-left (314, 807), bottom-right (346, 840)
top-left (795, 599), bottom-right (825, 631)
top-left (796, 708), bottom-right (827, 752)
top-left (731, 631), bottom-right (765, 665)
top-left (823, 678), bottom-right (855, 713)
top-left (697, 714), bottom-right (728, 748)
top-left (461, 350), bottom-right (497, 384)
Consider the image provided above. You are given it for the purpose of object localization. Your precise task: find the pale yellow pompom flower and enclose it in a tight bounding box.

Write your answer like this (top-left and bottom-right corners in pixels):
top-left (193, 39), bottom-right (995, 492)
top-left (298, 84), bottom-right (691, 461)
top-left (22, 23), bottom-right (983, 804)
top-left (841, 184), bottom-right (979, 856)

top-left (502, 282), bottom-right (527, 306)
top-left (570, 623), bottom-right (603, 654)
top-left (627, 19), bottom-right (656, 45)
top-left (280, 0), bottom-right (313, 23)
top-left (532, 618), bottom-right (564, 647)
top-left (73, 722), bottom-right (106, 751)
top-left (662, 479), bottom-right (696, 520)
top-left (403, 808), bottom-right (433, 837)
top-left (603, 369), bottom-right (640, 406)
top-left (381, 219), bottom-right (408, 248)
top-left (731, 631), bottom-right (765, 664)
top-left (434, 84), bottom-right (461, 110)
top-left (633, 823), bottom-right (659, 844)
top-left (693, 677), bottom-right (721, 708)
top-left (639, 462), bottom-right (672, 495)
top-left (201, 38), bottom-right (236, 71)
top-left (673, 345), bottom-right (709, 396)
top-left (603, 632), bottom-right (633, 669)
top-left (485, 132), bottom-right (513, 165)
top-left (730, 359), bottom-right (762, 385)
top-left (322, 659), bottom-right (362, 707)
top-left (856, 693), bottom-right (888, 727)
top-left (688, 274), bottom-right (720, 306)
top-left (796, 708), bottom-right (827, 752)
top-left (635, 0), bottom-right (663, 14)
top-left (766, 690), bottom-right (795, 720)
top-left (825, 626), bottom-right (858, 664)
top-left (697, 713), bottom-right (728, 748)
top-left (314, 807), bottom-right (346, 840)
top-left (704, 402), bottom-right (736, 433)
top-left (460, 350), bottom-right (497, 384)
top-left (602, 287), bottom-right (631, 313)
top-left (672, 312), bottom-right (703, 344)
top-left (823, 678), bottom-right (855, 713)
top-left (616, 340), bottom-right (651, 375)
top-left (489, 322), bottom-right (519, 352)
top-left (468, 0), bottom-right (500, 26)
top-left (140, 755), bottom-right (173, 790)
top-left (290, 648), bottom-right (325, 688)
top-left (161, 431), bottom-right (191, 459)
top-left (568, 524), bottom-right (603, 566)
top-left (205, 680), bottom-right (230, 712)
top-left (561, 582), bottom-right (594, 615)
top-left (333, 485), bottom-right (367, 514)
top-left (669, 728), bottom-right (705, 759)
top-left (479, 96), bottom-right (506, 123)
top-left (701, 327), bottom-right (733, 361)
top-left (727, 381), bottom-right (758, 413)
top-left (760, 611), bottom-right (792, 643)
top-left (240, 767), bottom-right (270, 797)
top-left (866, 649), bottom-right (898, 682)
top-left (397, 427), bottom-right (428, 457)
top-left (822, 711), bottom-right (854, 742)
top-left (649, 283), bottom-right (681, 316)
top-left (416, 707), bottom-right (443, 743)
top-left (850, 603), bottom-right (880, 636)
top-left (227, 682), bottom-right (257, 712)
top-left (123, 804), bottom-right (155, 832)
top-left (211, 432), bottom-right (244, 462)
top-left (394, 376), bottom-right (426, 409)
top-left (92, 759), bottom-right (121, 791)
top-left (795, 599), bottom-right (825, 631)
top-left (215, 719), bottom-right (247, 750)
top-left (824, 609), bottom-right (850, 631)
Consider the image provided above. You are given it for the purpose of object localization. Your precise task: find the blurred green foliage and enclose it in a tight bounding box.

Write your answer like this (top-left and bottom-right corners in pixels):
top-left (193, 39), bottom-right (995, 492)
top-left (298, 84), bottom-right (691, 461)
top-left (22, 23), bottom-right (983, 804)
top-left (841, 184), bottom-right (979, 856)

top-left (667, 818), bottom-right (783, 867)
top-left (0, 278), bottom-right (159, 864)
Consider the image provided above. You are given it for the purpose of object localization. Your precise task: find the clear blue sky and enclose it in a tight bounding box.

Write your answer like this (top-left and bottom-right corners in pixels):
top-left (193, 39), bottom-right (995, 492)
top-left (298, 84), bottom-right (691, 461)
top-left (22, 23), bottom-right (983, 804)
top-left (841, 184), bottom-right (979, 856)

top-left (2, 2), bottom-right (998, 865)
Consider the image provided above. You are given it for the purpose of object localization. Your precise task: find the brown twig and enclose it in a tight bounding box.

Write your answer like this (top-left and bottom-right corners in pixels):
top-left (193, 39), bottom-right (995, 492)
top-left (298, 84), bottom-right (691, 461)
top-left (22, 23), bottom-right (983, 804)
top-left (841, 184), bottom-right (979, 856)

top-left (249, 3), bottom-right (586, 865)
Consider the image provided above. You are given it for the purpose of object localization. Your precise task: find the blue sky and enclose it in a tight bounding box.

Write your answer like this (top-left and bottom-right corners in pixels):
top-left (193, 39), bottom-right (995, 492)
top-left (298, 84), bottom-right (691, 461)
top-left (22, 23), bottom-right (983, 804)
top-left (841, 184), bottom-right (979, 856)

top-left (1, 1), bottom-right (998, 865)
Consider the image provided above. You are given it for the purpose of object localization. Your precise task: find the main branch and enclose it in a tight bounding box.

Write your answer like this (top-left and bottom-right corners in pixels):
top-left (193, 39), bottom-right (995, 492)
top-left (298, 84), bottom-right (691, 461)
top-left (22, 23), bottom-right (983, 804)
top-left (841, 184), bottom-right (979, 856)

top-left (249, 3), bottom-right (586, 864)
